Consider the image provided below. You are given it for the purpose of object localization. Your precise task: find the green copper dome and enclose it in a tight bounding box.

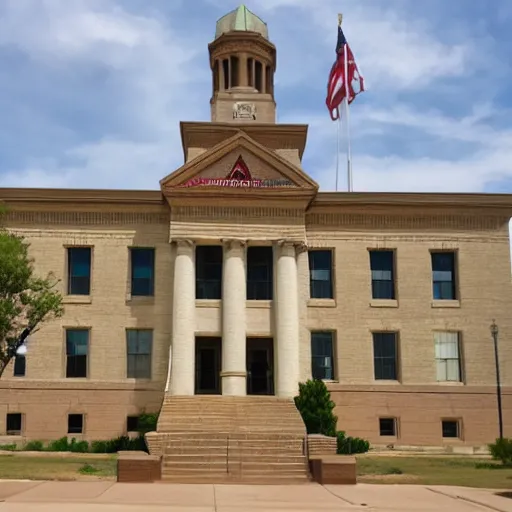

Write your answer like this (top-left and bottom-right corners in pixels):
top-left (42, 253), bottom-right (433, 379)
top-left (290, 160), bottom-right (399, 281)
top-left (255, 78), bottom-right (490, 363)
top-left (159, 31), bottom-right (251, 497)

top-left (215, 5), bottom-right (269, 40)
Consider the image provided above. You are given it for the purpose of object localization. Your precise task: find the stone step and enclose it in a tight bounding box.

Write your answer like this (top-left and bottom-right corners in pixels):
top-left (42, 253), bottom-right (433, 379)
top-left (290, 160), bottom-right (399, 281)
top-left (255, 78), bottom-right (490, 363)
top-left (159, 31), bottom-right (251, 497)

top-left (160, 475), bottom-right (311, 484)
top-left (163, 454), bottom-right (306, 463)
top-left (162, 460), bottom-right (307, 469)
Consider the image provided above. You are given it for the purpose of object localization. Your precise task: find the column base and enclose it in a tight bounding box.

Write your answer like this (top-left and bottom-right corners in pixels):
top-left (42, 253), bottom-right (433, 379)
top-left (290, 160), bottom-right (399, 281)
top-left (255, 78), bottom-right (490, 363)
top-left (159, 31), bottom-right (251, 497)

top-left (221, 371), bottom-right (247, 396)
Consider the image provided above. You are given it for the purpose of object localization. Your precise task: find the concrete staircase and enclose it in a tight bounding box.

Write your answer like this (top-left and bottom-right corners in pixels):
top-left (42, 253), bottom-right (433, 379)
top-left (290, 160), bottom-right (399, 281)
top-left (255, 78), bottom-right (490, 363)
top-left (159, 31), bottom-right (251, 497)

top-left (154, 396), bottom-right (310, 483)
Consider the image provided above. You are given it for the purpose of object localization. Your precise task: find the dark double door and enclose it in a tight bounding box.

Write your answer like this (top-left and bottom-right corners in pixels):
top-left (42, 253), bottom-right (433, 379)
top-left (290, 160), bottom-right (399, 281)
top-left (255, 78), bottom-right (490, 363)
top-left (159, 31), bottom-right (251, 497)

top-left (195, 337), bottom-right (274, 395)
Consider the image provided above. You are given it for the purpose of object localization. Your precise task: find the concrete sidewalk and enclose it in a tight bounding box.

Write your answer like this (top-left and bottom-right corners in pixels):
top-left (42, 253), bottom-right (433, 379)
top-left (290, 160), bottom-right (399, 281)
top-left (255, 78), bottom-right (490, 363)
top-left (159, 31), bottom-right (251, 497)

top-left (0, 481), bottom-right (509, 511)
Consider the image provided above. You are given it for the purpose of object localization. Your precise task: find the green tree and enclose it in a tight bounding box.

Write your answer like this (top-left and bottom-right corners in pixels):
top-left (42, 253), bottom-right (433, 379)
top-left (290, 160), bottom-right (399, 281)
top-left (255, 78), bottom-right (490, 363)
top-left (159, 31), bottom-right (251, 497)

top-left (294, 379), bottom-right (338, 437)
top-left (0, 213), bottom-right (63, 377)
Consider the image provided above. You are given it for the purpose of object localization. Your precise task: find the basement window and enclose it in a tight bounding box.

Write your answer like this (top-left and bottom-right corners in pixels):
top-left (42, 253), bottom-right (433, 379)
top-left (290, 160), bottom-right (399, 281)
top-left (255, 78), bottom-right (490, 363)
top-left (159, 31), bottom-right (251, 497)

top-left (6, 413), bottom-right (22, 435)
top-left (68, 414), bottom-right (84, 435)
top-left (127, 416), bottom-right (139, 432)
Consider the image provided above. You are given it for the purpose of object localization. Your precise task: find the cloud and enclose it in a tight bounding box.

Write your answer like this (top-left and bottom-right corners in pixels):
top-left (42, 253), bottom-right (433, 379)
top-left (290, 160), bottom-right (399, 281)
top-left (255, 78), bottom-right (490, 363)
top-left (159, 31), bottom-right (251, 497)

top-left (0, 0), bottom-right (510, 204)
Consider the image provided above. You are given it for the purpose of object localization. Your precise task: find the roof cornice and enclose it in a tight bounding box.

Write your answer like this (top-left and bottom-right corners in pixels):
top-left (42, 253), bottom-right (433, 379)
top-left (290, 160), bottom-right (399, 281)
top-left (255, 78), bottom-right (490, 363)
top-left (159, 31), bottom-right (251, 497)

top-left (0, 188), bottom-right (164, 205)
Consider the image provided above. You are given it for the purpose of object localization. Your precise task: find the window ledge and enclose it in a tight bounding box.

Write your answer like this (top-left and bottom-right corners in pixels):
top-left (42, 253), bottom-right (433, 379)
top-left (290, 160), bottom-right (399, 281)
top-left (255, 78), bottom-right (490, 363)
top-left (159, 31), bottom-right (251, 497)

top-left (321, 379), bottom-right (339, 384)
top-left (370, 299), bottom-right (398, 308)
top-left (247, 300), bottom-right (273, 309)
top-left (432, 300), bottom-right (460, 308)
top-left (373, 380), bottom-right (402, 385)
top-left (126, 295), bottom-right (155, 305)
top-left (435, 381), bottom-right (465, 386)
top-left (307, 299), bottom-right (336, 308)
top-left (63, 295), bottom-right (92, 305)
top-left (196, 299), bottom-right (221, 308)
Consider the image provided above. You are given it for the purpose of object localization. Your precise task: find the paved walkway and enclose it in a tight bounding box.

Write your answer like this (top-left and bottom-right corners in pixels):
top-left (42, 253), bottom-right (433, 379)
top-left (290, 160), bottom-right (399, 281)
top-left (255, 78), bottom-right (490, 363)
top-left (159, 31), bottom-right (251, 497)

top-left (0, 481), bottom-right (509, 511)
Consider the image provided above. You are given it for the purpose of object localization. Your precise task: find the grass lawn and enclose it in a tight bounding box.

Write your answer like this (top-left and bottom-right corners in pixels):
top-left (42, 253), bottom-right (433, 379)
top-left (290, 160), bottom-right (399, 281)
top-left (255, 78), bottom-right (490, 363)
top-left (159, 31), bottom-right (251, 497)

top-left (0, 454), bottom-right (117, 481)
top-left (357, 455), bottom-right (512, 489)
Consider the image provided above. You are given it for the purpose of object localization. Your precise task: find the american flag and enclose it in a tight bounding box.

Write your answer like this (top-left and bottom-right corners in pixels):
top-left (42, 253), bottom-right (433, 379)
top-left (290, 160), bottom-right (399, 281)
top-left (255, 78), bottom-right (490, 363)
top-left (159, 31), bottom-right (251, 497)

top-left (326, 25), bottom-right (365, 121)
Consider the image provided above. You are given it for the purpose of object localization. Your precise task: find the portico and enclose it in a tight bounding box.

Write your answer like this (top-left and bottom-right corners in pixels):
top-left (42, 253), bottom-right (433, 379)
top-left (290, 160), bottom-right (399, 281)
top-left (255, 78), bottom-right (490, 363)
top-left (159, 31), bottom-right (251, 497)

top-left (169, 238), bottom-right (302, 398)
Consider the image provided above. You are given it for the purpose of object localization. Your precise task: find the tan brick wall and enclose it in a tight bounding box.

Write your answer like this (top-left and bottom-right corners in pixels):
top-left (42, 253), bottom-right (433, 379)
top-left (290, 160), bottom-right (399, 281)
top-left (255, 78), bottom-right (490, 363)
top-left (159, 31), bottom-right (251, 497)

top-left (1, 213), bottom-right (170, 440)
top-left (304, 229), bottom-right (512, 387)
top-left (0, 196), bottom-right (511, 446)
top-left (329, 386), bottom-right (512, 445)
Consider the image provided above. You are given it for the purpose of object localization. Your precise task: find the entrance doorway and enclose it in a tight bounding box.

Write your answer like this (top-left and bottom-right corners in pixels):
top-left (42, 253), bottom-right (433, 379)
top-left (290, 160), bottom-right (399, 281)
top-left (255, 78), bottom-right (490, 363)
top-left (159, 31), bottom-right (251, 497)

top-left (195, 337), bottom-right (221, 395)
top-left (246, 338), bottom-right (274, 395)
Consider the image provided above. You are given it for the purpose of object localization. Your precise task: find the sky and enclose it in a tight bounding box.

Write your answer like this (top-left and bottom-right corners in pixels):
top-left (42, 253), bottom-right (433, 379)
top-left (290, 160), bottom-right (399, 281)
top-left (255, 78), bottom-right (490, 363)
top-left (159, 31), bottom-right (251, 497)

top-left (0, 0), bottom-right (511, 194)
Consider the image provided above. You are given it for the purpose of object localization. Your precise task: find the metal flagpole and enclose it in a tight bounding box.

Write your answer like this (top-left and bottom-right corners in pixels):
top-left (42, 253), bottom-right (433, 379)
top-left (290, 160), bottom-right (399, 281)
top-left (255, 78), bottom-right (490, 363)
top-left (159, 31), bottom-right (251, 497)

top-left (343, 39), bottom-right (353, 192)
top-left (335, 115), bottom-right (340, 191)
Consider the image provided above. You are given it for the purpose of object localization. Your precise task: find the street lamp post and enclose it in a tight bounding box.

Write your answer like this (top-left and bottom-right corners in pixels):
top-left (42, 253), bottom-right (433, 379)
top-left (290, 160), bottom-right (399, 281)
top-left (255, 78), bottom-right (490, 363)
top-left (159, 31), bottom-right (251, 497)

top-left (490, 320), bottom-right (504, 440)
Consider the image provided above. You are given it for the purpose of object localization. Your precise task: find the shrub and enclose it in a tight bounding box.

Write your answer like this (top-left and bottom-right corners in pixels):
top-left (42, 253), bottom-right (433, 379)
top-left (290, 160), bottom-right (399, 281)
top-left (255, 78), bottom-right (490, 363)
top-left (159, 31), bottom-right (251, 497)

top-left (47, 437), bottom-right (70, 452)
top-left (336, 431), bottom-right (370, 454)
top-left (0, 444), bottom-right (17, 451)
top-left (79, 463), bottom-right (99, 475)
top-left (69, 438), bottom-right (89, 453)
top-left (489, 438), bottom-right (512, 466)
top-left (294, 380), bottom-right (338, 437)
top-left (137, 413), bottom-right (159, 435)
top-left (24, 440), bottom-right (44, 452)
top-left (90, 436), bottom-right (147, 454)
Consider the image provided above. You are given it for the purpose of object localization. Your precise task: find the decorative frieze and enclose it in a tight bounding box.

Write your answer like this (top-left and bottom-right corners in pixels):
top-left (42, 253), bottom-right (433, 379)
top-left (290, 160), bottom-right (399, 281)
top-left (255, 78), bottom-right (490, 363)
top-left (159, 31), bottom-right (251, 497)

top-left (306, 213), bottom-right (507, 231)
top-left (306, 234), bottom-right (509, 246)
top-left (4, 211), bottom-right (169, 226)
top-left (172, 205), bottom-right (304, 221)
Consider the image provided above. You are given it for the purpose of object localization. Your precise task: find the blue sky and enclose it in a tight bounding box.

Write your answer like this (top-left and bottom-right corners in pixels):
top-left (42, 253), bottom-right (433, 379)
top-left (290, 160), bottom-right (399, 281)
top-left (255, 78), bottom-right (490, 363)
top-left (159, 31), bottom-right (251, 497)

top-left (0, 0), bottom-right (511, 193)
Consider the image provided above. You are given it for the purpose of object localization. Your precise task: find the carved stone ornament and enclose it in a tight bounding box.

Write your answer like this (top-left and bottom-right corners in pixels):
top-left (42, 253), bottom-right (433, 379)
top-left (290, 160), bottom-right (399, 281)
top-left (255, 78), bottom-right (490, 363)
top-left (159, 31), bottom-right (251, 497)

top-left (233, 102), bottom-right (257, 120)
top-left (173, 238), bottom-right (195, 248)
top-left (221, 238), bottom-right (247, 251)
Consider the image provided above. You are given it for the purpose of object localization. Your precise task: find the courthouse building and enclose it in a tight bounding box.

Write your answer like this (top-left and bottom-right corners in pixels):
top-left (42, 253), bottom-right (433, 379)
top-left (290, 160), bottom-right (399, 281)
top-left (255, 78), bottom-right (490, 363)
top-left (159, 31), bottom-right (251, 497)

top-left (0, 5), bottom-right (510, 449)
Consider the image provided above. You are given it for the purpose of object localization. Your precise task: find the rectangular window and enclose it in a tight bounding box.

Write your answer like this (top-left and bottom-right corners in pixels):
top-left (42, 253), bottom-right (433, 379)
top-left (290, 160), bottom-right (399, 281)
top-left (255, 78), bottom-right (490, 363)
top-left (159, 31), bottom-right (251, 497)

top-left (442, 420), bottom-right (460, 439)
top-left (308, 250), bottom-right (333, 299)
top-left (13, 355), bottom-right (26, 377)
top-left (370, 250), bottom-right (395, 300)
top-left (247, 246), bottom-right (273, 300)
top-left (379, 418), bottom-right (397, 436)
top-left (126, 330), bottom-right (152, 379)
top-left (127, 416), bottom-right (139, 432)
top-left (373, 332), bottom-right (399, 381)
top-left (131, 248), bottom-right (155, 297)
top-left (196, 245), bottom-right (222, 299)
top-left (68, 414), bottom-right (84, 434)
top-left (67, 247), bottom-right (91, 295)
top-left (435, 332), bottom-right (462, 382)
top-left (6, 413), bottom-right (22, 435)
top-left (66, 329), bottom-right (88, 378)
top-left (431, 252), bottom-right (456, 300)
top-left (311, 332), bottom-right (335, 380)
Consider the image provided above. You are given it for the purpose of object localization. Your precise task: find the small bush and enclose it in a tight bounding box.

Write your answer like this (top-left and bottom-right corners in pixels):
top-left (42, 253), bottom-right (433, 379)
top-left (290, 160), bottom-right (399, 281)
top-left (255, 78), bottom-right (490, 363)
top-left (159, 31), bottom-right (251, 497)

top-left (336, 431), bottom-right (370, 454)
top-left (137, 413), bottom-right (159, 435)
top-left (69, 438), bottom-right (89, 453)
top-left (0, 444), bottom-right (18, 451)
top-left (489, 438), bottom-right (512, 466)
top-left (90, 436), bottom-right (147, 454)
top-left (79, 463), bottom-right (99, 475)
top-left (24, 440), bottom-right (44, 452)
top-left (47, 437), bottom-right (70, 452)
top-left (294, 380), bottom-right (338, 437)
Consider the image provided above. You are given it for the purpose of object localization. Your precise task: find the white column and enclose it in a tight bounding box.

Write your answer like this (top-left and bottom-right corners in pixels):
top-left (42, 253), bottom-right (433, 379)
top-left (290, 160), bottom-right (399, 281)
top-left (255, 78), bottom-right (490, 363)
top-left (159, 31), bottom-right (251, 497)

top-left (275, 240), bottom-right (300, 398)
top-left (221, 239), bottom-right (247, 395)
top-left (170, 239), bottom-right (195, 395)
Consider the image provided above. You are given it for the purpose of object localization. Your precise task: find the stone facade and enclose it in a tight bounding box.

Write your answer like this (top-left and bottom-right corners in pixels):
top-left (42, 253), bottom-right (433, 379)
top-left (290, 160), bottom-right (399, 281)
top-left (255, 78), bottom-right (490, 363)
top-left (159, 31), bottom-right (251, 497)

top-left (0, 7), bottom-right (510, 448)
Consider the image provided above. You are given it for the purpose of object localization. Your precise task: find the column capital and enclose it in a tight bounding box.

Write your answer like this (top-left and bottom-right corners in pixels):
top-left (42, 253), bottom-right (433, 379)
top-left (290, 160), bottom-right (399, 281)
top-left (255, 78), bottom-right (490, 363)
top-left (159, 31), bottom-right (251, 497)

top-left (221, 238), bottom-right (247, 250)
top-left (276, 239), bottom-right (308, 254)
top-left (172, 238), bottom-right (195, 248)
top-left (296, 241), bottom-right (308, 254)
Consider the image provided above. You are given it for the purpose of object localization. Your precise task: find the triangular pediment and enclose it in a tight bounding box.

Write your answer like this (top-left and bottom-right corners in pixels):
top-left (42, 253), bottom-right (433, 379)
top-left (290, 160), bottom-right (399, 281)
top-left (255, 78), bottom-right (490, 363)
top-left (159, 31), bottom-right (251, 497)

top-left (160, 131), bottom-right (319, 195)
